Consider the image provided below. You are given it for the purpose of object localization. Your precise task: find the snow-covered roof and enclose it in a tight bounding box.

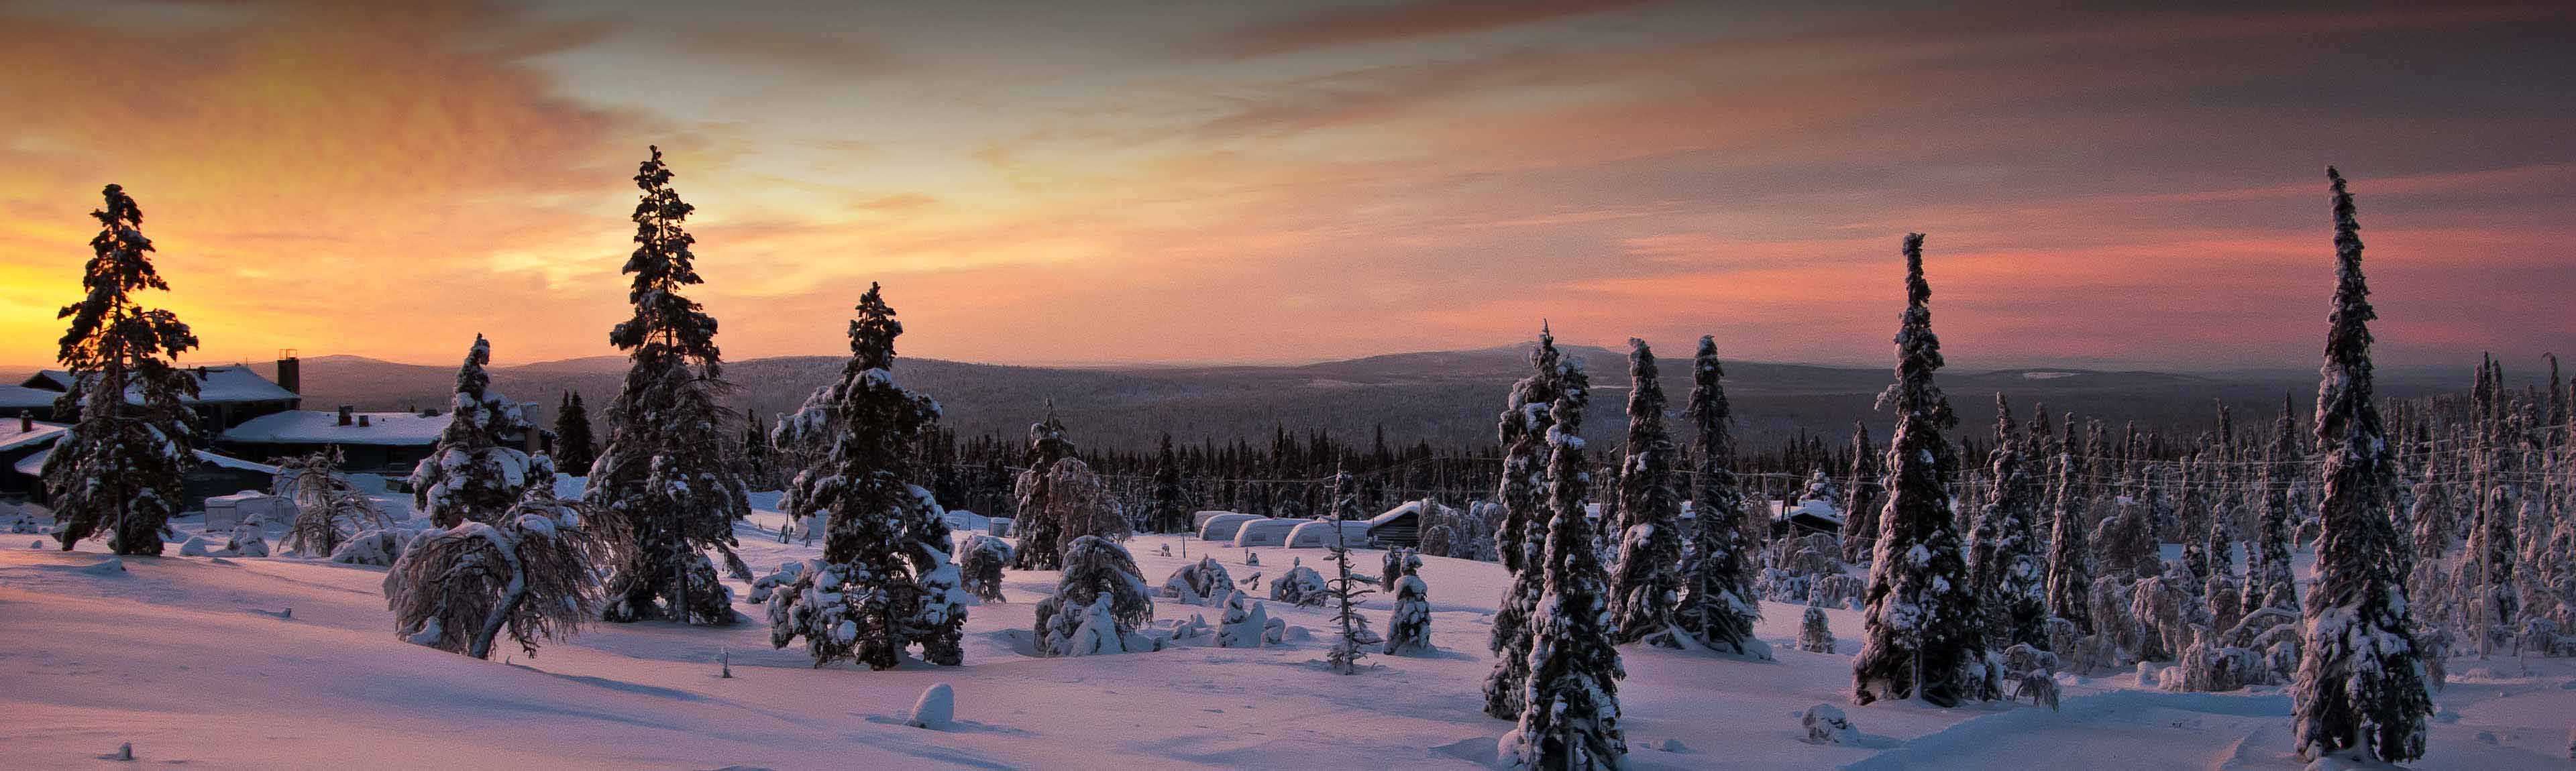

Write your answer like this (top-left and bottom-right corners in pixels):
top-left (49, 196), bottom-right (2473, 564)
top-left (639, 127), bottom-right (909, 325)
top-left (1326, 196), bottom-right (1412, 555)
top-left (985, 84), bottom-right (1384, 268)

top-left (1232, 517), bottom-right (1303, 547)
top-left (0, 420), bottom-right (69, 452)
top-left (1197, 513), bottom-right (1265, 541)
top-left (1286, 519), bottom-right (1373, 547)
top-left (221, 410), bottom-right (448, 446)
top-left (195, 450), bottom-right (279, 475)
top-left (21, 365), bottom-right (297, 406)
top-left (1368, 500), bottom-right (1424, 528)
top-left (11, 448), bottom-right (44, 477)
top-left (11, 445), bottom-right (278, 478)
top-left (0, 384), bottom-right (60, 411)
top-left (1773, 499), bottom-right (1844, 527)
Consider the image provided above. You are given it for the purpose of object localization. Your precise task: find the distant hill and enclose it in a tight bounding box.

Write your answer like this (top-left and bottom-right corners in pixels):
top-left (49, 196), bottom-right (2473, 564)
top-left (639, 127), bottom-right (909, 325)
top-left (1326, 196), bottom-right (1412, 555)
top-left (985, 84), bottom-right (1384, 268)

top-left (80, 347), bottom-right (2452, 453)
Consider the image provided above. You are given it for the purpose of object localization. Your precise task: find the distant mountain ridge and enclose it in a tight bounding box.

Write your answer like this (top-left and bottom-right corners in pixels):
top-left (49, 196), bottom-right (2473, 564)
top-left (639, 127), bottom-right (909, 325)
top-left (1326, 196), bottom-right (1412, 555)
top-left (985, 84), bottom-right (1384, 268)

top-left (32, 346), bottom-right (2444, 453)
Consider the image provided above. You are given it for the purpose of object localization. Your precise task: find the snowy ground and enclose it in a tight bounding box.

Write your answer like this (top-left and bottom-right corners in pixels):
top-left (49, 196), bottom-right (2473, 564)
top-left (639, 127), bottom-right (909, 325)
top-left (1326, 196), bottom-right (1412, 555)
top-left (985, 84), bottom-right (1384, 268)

top-left (2, 502), bottom-right (2571, 770)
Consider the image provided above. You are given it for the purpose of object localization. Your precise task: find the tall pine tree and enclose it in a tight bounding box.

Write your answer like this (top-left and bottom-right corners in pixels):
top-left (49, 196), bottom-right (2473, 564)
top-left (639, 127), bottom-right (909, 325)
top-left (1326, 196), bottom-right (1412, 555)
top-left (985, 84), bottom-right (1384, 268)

top-left (1486, 326), bottom-right (1564, 719)
top-left (1608, 339), bottom-right (1685, 645)
top-left (590, 146), bottom-right (753, 625)
top-left (1668, 336), bottom-right (1762, 654)
top-left (2292, 168), bottom-right (2432, 764)
top-left (1852, 233), bottom-right (1979, 707)
top-left (1503, 353), bottom-right (1625, 770)
top-left (2045, 410), bottom-right (2093, 635)
top-left (45, 184), bottom-right (201, 555)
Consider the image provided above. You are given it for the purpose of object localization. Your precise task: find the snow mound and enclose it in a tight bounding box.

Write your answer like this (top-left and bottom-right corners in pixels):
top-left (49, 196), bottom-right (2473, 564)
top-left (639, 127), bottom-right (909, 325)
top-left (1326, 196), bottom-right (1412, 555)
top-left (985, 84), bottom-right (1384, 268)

top-left (1801, 703), bottom-right (1853, 745)
top-left (907, 683), bottom-right (955, 730)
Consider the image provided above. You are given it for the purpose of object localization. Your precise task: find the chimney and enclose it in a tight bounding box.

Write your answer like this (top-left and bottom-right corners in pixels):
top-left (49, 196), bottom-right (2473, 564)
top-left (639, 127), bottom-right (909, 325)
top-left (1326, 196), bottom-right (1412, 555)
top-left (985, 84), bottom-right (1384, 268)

top-left (337, 406), bottom-right (354, 426)
top-left (275, 349), bottom-right (301, 394)
top-left (358, 415), bottom-right (371, 428)
top-left (17, 410), bottom-right (28, 432)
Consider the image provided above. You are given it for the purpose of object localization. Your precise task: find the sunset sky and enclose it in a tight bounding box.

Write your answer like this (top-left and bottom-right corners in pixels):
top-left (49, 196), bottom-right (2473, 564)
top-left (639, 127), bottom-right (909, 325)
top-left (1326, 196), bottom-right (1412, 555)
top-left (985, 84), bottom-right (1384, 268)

top-left (1, 1), bottom-right (2568, 371)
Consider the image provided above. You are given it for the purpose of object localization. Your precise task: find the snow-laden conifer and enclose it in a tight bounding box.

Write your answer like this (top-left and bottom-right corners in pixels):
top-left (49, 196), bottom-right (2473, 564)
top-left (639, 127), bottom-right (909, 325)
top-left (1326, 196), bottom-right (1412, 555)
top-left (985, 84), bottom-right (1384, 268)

top-left (2292, 168), bottom-right (2433, 764)
top-left (765, 284), bottom-right (966, 668)
top-left (1852, 233), bottom-right (1980, 707)
top-left (413, 335), bottom-right (537, 528)
top-left (2045, 414), bottom-right (2094, 636)
top-left (1666, 336), bottom-right (1764, 654)
top-left (1485, 326), bottom-right (1564, 719)
top-left (1969, 395), bottom-right (2047, 650)
top-left (2244, 407), bottom-right (2302, 615)
top-left (1800, 605), bottom-right (1837, 653)
top-left (589, 146), bottom-right (753, 625)
top-left (957, 534), bottom-right (1012, 602)
top-left (44, 184), bottom-right (201, 555)
top-left (1385, 553), bottom-right (1432, 654)
top-left (1502, 358), bottom-right (1625, 770)
top-left (1008, 409), bottom-right (1124, 569)
top-left (1608, 339), bottom-right (1685, 645)
top-left (1033, 536), bottom-right (1153, 656)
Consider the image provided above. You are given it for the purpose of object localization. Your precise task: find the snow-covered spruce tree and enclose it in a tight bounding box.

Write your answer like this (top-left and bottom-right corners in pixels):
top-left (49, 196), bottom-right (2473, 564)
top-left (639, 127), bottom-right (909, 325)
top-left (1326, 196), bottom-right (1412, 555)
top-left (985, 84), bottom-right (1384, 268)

top-left (2045, 416), bottom-right (2094, 636)
top-left (1667, 335), bottom-right (1764, 654)
top-left (2245, 407), bottom-right (2302, 614)
top-left (276, 447), bottom-right (391, 556)
top-left (413, 335), bottom-right (537, 528)
top-left (589, 145), bottom-right (753, 625)
top-left (1852, 233), bottom-right (1980, 708)
top-left (1801, 605), bottom-right (1837, 653)
top-left (2201, 463), bottom-right (2245, 635)
top-left (1485, 326), bottom-right (1564, 719)
top-left (1970, 395), bottom-right (2048, 650)
top-left (1149, 434), bottom-right (1187, 533)
top-left (44, 184), bottom-right (201, 556)
top-left (552, 390), bottom-right (596, 477)
top-left (1503, 363), bottom-right (1625, 770)
top-left (1033, 535), bottom-right (1155, 656)
top-left (2292, 168), bottom-right (2434, 765)
top-left (957, 533), bottom-right (1012, 602)
top-left (1008, 408), bottom-right (1077, 571)
top-left (1385, 553), bottom-right (1432, 654)
top-left (1273, 557), bottom-right (1330, 607)
top-left (1609, 339), bottom-right (1686, 645)
top-left (1164, 554), bottom-right (1234, 605)
top-left (1839, 421), bottom-right (1880, 565)
top-left (765, 284), bottom-right (965, 669)
top-left (2404, 445), bottom-right (2455, 632)
top-left (1324, 540), bottom-right (1381, 674)
top-left (385, 495), bottom-right (613, 659)
top-left (2463, 449), bottom-right (2518, 656)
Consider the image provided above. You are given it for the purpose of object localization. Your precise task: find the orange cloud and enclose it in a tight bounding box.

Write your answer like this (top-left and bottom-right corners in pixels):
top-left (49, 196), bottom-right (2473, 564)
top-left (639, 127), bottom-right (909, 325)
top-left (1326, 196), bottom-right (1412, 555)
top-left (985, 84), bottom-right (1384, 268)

top-left (0, 2), bottom-right (2567, 375)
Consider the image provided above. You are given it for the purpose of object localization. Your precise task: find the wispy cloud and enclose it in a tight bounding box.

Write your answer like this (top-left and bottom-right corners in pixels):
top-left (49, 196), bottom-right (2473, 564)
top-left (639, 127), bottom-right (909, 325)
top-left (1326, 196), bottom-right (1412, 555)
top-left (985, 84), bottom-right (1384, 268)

top-left (0, 1), bottom-right (2568, 371)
